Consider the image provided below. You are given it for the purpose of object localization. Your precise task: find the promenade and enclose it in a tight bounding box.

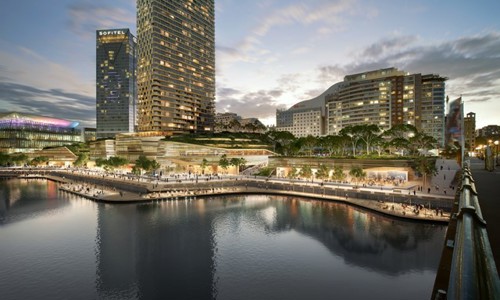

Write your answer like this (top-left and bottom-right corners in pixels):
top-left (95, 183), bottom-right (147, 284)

top-left (46, 171), bottom-right (451, 223)
top-left (468, 157), bottom-right (500, 271)
top-left (2, 165), bottom-right (456, 223)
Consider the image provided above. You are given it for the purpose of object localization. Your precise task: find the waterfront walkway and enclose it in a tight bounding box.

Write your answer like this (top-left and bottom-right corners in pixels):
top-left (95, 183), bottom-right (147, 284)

top-left (50, 173), bottom-right (451, 223)
top-left (468, 157), bottom-right (500, 272)
top-left (3, 165), bottom-right (456, 223)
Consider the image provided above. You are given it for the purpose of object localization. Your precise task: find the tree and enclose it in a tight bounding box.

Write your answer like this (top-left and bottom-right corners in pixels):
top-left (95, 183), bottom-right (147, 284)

top-left (266, 130), bottom-right (296, 155)
top-left (230, 157), bottom-right (246, 173)
top-left (200, 158), bottom-right (209, 174)
top-left (349, 166), bottom-right (366, 187)
top-left (340, 125), bottom-right (363, 157)
top-left (371, 135), bottom-right (387, 156)
top-left (320, 135), bottom-right (348, 156)
top-left (299, 135), bottom-right (318, 156)
top-left (408, 132), bottom-right (437, 155)
top-left (287, 167), bottom-right (298, 179)
top-left (218, 154), bottom-right (230, 171)
top-left (299, 165), bottom-right (313, 181)
top-left (358, 124), bottom-right (381, 155)
top-left (74, 153), bottom-right (89, 167)
top-left (29, 156), bottom-right (49, 167)
top-left (11, 154), bottom-right (29, 166)
top-left (383, 124), bottom-right (417, 155)
top-left (315, 164), bottom-right (330, 181)
top-left (95, 156), bottom-right (128, 171)
top-left (331, 165), bottom-right (346, 181)
top-left (135, 155), bottom-right (160, 174)
top-left (411, 156), bottom-right (437, 188)
top-left (108, 156), bottom-right (129, 169)
top-left (0, 153), bottom-right (10, 166)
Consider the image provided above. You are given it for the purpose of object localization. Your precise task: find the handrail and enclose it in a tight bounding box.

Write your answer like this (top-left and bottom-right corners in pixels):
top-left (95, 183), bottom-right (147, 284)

top-left (446, 165), bottom-right (500, 299)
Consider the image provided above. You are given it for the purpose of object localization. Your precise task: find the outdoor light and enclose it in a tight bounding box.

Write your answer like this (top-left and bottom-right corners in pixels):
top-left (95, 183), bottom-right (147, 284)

top-left (495, 140), bottom-right (499, 166)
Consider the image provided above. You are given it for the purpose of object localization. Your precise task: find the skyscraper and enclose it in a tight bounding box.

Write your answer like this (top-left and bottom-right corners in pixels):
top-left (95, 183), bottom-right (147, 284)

top-left (137, 0), bottom-right (215, 135)
top-left (96, 29), bottom-right (137, 139)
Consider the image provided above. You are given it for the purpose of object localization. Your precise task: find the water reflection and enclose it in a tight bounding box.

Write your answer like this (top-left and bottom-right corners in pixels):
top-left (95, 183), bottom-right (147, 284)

top-left (0, 180), bottom-right (445, 300)
top-left (94, 195), bottom-right (445, 299)
top-left (95, 201), bottom-right (217, 299)
top-left (0, 179), bottom-right (69, 225)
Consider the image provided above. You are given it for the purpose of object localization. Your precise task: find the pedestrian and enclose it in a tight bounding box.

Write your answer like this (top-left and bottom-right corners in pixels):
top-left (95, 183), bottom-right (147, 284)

top-left (428, 187), bottom-right (431, 194)
top-left (413, 190), bottom-right (416, 196)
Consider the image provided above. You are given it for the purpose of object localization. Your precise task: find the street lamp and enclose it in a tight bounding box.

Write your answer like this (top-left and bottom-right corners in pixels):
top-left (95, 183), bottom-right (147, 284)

top-left (495, 140), bottom-right (499, 166)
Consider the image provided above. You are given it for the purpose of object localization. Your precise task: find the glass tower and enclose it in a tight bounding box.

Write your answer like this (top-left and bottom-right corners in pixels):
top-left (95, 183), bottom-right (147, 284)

top-left (137, 0), bottom-right (215, 135)
top-left (96, 29), bottom-right (137, 139)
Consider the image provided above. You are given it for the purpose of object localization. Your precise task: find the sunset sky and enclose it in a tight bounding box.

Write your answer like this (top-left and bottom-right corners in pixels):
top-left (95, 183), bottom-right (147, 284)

top-left (1, 0), bottom-right (499, 128)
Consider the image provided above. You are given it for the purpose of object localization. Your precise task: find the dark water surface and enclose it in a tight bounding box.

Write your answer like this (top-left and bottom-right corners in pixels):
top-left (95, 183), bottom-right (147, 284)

top-left (0, 178), bottom-right (446, 300)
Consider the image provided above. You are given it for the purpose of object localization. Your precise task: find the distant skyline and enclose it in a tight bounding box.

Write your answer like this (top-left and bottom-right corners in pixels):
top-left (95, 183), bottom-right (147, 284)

top-left (0, 0), bottom-right (499, 129)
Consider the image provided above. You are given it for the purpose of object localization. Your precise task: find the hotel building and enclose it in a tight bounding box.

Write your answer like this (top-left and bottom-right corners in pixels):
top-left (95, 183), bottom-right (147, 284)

top-left (0, 112), bottom-right (81, 154)
top-left (136, 0), bottom-right (215, 135)
top-left (277, 68), bottom-right (447, 146)
top-left (276, 83), bottom-right (344, 137)
top-left (96, 29), bottom-right (137, 139)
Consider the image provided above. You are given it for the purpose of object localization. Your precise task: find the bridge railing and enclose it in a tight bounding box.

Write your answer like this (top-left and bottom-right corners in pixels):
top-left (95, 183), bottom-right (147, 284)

top-left (445, 164), bottom-right (500, 299)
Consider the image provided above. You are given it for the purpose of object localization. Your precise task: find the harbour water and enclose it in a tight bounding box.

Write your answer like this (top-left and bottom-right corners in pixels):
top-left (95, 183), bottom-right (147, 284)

top-left (0, 178), bottom-right (446, 299)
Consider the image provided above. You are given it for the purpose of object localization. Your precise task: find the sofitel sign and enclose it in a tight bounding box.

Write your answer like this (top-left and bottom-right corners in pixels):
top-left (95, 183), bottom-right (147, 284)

top-left (98, 30), bottom-right (126, 36)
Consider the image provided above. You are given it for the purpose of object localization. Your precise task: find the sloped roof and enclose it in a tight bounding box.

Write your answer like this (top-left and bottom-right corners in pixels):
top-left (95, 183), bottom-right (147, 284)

top-left (0, 112), bottom-right (79, 128)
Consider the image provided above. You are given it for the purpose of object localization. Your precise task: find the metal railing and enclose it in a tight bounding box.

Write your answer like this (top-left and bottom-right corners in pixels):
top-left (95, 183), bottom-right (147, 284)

top-left (445, 165), bottom-right (500, 299)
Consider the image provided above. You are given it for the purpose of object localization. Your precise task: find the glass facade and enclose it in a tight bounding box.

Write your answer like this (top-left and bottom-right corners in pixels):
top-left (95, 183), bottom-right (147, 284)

top-left (96, 28), bottom-right (137, 139)
top-left (137, 0), bottom-right (215, 135)
top-left (0, 112), bottom-right (81, 153)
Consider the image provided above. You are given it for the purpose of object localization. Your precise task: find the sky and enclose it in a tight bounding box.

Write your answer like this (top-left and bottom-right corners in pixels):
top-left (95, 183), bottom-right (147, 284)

top-left (0, 0), bottom-right (499, 129)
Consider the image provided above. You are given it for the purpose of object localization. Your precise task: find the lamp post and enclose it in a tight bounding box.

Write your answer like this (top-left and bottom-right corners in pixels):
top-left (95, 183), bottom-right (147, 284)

top-left (495, 140), bottom-right (499, 166)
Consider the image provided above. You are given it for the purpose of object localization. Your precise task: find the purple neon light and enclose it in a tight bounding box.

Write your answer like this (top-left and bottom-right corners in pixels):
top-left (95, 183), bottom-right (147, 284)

top-left (0, 113), bottom-right (79, 128)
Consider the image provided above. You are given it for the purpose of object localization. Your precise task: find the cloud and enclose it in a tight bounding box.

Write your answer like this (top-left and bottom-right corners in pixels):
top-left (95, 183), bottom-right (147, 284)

top-left (217, 0), bottom-right (361, 68)
top-left (67, 2), bottom-right (136, 38)
top-left (216, 88), bottom-right (283, 120)
top-left (358, 35), bottom-right (418, 59)
top-left (253, 0), bottom-right (354, 37)
top-left (0, 82), bottom-right (95, 127)
top-left (315, 32), bottom-right (500, 102)
top-left (223, 31), bottom-right (500, 126)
